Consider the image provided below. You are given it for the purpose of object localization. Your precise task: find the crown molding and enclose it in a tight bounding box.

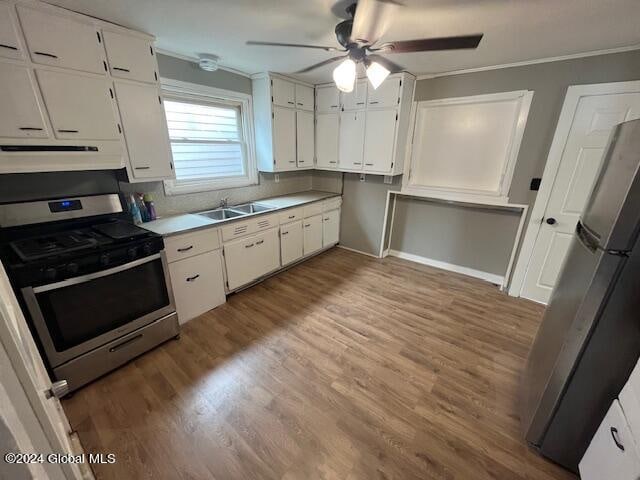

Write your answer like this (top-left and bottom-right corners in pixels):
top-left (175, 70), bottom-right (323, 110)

top-left (154, 48), bottom-right (252, 78)
top-left (415, 44), bottom-right (640, 80)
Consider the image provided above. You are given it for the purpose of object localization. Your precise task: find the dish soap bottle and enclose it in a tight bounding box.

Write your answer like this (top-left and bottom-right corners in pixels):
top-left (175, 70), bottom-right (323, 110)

top-left (143, 193), bottom-right (157, 221)
top-left (129, 194), bottom-right (142, 225)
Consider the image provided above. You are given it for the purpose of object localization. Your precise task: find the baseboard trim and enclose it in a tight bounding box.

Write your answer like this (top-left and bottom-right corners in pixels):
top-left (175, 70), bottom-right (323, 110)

top-left (388, 249), bottom-right (504, 286)
top-left (336, 244), bottom-right (380, 258)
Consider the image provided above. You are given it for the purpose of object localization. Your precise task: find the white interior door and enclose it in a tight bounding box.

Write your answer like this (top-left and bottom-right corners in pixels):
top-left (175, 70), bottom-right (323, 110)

top-left (0, 262), bottom-right (83, 479)
top-left (296, 110), bottom-right (314, 168)
top-left (522, 91), bottom-right (640, 303)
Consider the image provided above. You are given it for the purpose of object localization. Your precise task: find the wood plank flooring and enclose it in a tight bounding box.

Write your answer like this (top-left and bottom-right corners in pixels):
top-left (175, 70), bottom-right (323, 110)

top-left (63, 248), bottom-right (576, 480)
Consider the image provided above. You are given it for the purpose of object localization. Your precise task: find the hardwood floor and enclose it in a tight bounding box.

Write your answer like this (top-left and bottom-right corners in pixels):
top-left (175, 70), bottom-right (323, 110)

top-left (63, 248), bottom-right (576, 480)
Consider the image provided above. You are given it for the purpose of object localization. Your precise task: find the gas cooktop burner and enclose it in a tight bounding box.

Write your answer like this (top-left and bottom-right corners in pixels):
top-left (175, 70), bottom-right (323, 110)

top-left (10, 230), bottom-right (100, 261)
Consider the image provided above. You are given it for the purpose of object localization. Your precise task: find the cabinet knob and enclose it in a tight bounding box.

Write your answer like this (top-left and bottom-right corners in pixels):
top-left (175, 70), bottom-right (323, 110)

top-left (545, 217), bottom-right (557, 225)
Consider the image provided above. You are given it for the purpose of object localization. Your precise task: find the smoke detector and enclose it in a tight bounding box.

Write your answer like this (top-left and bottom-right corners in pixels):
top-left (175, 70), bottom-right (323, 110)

top-left (198, 54), bottom-right (220, 72)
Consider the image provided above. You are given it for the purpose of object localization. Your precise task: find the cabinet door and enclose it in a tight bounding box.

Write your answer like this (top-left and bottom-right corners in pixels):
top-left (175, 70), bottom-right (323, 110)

top-left (296, 110), bottom-right (314, 168)
top-left (224, 229), bottom-right (279, 290)
top-left (0, 63), bottom-right (48, 138)
top-left (316, 85), bottom-right (340, 113)
top-left (363, 109), bottom-right (397, 173)
top-left (303, 214), bottom-right (323, 255)
top-left (169, 250), bottom-right (226, 324)
top-left (280, 221), bottom-right (303, 265)
top-left (316, 113), bottom-right (339, 169)
top-left (322, 208), bottom-right (340, 247)
top-left (17, 5), bottom-right (104, 74)
top-left (36, 70), bottom-right (119, 140)
top-left (271, 77), bottom-right (295, 107)
top-left (103, 30), bottom-right (158, 84)
top-left (272, 106), bottom-right (296, 170)
top-left (114, 81), bottom-right (174, 179)
top-left (0, 3), bottom-right (24, 60)
top-left (579, 400), bottom-right (640, 480)
top-left (367, 76), bottom-right (401, 108)
top-left (338, 111), bottom-right (365, 170)
top-left (295, 83), bottom-right (314, 111)
top-left (341, 79), bottom-right (367, 111)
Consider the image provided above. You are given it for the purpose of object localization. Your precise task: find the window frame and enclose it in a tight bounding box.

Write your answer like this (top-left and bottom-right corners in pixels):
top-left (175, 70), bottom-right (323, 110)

top-left (161, 78), bottom-right (257, 195)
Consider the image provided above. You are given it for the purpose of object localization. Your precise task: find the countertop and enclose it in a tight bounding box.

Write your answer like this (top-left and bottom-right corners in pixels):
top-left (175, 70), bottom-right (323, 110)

top-left (141, 190), bottom-right (341, 237)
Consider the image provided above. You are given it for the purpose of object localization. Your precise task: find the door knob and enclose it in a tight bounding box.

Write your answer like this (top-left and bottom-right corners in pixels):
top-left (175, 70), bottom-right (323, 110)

top-left (546, 217), bottom-right (557, 225)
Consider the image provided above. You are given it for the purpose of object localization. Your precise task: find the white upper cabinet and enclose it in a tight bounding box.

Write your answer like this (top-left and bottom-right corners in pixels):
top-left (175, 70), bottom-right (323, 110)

top-left (342, 80), bottom-right (368, 111)
top-left (115, 81), bottom-right (174, 180)
top-left (0, 63), bottom-right (48, 138)
top-left (0, 3), bottom-right (23, 60)
top-left (295, 83), bottom-right (314, 111)
top-left (367, 76), bottom-right (401, 108)
top-left (315, 113), bottom-right (339, 169)
top-left (103, 30), bottom-right (158, 84)
top-left (338, 110), bottom-right (366, 170)
top-left (316, 84), bottom-right (340, 113)
top-left (17, 5), bottom-right (104, 74)
top-left (36, 70), bottom-right (119, 140)
top-left (272, 77), bottom-right (295, 107)
top-left (363, 109), bottom-right (397, 173)
top-left (296, 110), bottom-right (314, 168)
top-left (272, 106), bottom-right (296, 170)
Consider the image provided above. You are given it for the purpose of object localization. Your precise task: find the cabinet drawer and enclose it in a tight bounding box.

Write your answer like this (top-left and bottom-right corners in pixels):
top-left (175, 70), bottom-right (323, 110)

top-left (164, 228), bottom-right (220, 263)
top-left (323, 197), bottom-right (342, 211)
top-left (255, 214), bottom-right (278, 232)
top-left (169, 250), bottom-right (226, 324)
top-left (279, 207), bottom-right (303, 224)
top-left (579, 400), bottom-right (640, 480)
top-left (303, 202), bottom-right (323, 218)
top-left (221, 220), bottom-right (256, 242)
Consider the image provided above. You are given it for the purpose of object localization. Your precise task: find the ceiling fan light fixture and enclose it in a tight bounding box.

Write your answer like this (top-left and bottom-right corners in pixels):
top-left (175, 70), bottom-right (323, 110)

top-left (366, 61), bottom-right (390, 89)
top-left (333, 58), bottom-right (356, 93)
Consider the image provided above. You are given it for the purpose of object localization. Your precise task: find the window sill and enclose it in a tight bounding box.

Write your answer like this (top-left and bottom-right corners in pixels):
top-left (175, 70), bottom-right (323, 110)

top-left (163, 176), bottom-right (258, 196)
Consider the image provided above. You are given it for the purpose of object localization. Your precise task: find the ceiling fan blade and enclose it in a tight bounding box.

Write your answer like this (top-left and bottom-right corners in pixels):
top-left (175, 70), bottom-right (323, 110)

top-left (294, 55), bottom-right (347, 74)
top-left (351, 0), bottom-right (402, 45)
top-left (366, 54), bottom-right (404, 73)
top-left (375, 34), bottom-right (483, 53)
top-left (246, 41), bottom-right (339, 52)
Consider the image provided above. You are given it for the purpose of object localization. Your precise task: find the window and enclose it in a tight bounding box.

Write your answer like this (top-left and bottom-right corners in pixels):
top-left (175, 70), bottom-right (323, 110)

top-left (162, 79), bottom-right (257, 195)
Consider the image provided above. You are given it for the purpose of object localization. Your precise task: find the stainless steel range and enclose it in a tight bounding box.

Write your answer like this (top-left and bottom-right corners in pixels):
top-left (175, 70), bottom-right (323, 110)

top-left (0, 193), bottom-right (178, 395)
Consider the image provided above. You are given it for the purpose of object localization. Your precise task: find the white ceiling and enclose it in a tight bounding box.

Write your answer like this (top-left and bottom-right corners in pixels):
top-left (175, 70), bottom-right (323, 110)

top-left (48, 0), bottom-right (640, 82)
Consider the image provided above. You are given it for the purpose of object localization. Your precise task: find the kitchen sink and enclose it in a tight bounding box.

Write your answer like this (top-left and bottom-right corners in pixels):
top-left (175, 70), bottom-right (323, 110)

top-left (229, 202), bottom-right (275, 214)
top-left (198, 208), bottom-right (246, 221)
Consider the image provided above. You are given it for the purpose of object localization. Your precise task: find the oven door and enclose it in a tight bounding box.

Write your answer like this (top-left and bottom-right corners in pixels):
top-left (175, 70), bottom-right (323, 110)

top-left (22, 253), bottom-right (175, 368)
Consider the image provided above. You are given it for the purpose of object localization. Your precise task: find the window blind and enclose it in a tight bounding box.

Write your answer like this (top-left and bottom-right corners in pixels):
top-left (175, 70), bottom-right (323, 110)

top-left (164, 99), bottom-right (245, 180)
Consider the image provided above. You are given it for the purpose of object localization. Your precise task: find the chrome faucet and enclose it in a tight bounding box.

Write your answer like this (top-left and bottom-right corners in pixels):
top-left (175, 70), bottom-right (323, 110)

top-left (219, 197), bottom-right (229, 208)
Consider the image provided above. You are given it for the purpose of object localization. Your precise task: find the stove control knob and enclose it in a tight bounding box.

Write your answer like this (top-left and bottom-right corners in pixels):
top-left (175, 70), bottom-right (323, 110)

top-left (44, 267), bottom-right (57, 281)
top-left (142, 243), bottom-right (152, 256)
top-left (66, 263), bottom-right (79, 275)
top-left (127, 247), bottom-right (137, 260)
top-left (99, 253), bottom-right (110, 266)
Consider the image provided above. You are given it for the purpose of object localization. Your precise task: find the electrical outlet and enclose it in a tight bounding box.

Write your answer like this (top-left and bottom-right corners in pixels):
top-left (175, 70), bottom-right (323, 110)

top-left (274, 173), bottom-right (280, 183)
top-left (383, 176), bottom-right (393, 184)
top-left (359, 174), bottom-right (366, 182)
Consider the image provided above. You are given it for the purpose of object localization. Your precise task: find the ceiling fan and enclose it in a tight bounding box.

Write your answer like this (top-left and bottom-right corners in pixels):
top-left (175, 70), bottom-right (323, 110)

top-left (246, 0), bottom-right (483, 93)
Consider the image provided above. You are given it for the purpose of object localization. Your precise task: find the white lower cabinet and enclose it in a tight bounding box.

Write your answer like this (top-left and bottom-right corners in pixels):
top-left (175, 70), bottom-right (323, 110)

top-left (303, 215), bottom-right (323, 256)
top-left (322, 208), bottom-right (340, 247)
top-left (224, 228), bottom-right (280, 290)
top-left (280, 220), bottom-right (303, 266)
top-left (168, 249), bottom-right (226, 324)
top-left (580, 400), bottom-right (640, 479)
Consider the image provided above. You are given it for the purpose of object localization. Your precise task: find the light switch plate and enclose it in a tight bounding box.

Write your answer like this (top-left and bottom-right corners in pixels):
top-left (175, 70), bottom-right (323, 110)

top-left (359, 174), bottom-right (366, 182)
top-left (274, 173), bottom-right (280, 183)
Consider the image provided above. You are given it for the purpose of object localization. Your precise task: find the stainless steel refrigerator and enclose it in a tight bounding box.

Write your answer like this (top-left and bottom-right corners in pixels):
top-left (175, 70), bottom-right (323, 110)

top-left (520, 118), bottom-right (640, 472)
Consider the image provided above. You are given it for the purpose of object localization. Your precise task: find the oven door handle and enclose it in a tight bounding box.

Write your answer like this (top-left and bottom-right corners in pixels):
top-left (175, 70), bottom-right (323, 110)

top-left (33, 254), bottom-right (162, 293)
